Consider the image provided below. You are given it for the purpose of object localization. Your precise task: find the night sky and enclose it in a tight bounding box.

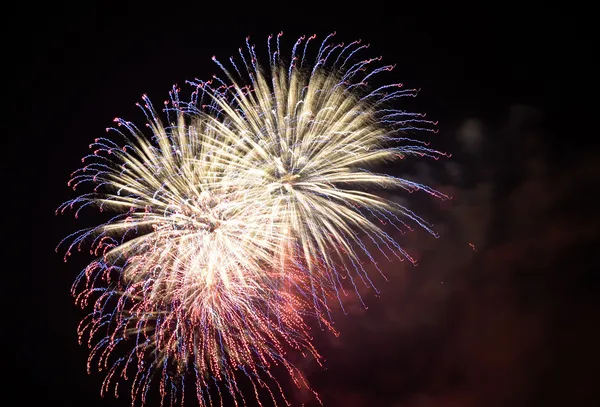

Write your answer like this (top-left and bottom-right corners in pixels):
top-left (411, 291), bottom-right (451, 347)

top-left (19, 4), bottom-right (599, 407)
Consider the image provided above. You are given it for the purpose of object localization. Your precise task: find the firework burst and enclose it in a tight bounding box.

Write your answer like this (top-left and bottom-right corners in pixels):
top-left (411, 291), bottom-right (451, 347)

top-left (58, 104), bottom-right (334, 406)
top-left (58, 32), bottom-right (448, 406)
top-left (194, 32), bottom-right (450, 311)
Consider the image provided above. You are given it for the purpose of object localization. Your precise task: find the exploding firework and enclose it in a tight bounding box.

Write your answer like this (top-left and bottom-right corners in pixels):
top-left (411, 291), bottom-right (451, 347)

top-left (58, 105), bottom-right (333, 406)
top-left (200, 32), bottom-right (450, 311)
top-left (58, 32), bottom-right (448, 406)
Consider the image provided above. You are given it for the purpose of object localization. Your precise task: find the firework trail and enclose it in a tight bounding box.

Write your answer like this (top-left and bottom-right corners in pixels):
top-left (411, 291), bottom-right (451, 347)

top-left (57, 32), bottom-right (449, 406)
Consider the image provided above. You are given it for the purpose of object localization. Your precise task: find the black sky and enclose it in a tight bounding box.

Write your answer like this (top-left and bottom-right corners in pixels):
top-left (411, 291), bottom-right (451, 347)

top-left (17, 3), bottom-right (598, 407)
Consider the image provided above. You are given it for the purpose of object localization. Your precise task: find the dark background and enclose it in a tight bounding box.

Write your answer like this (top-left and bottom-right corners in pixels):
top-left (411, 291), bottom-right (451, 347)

top-left (16, 3), bottom-right (598, 406)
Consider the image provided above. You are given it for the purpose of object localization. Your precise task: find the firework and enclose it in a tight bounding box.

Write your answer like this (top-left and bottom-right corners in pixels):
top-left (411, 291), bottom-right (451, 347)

top-left (58, 105), bottom-right (334, 406)
top-left (194, 32), bottom-right (450, 311)
top-left (58, 32), bottom-right (448, 406)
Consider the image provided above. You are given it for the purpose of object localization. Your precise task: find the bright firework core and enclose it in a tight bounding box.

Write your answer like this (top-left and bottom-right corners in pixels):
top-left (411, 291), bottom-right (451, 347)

top-left (172, 191), bottom-right (223, 232)
top-left (57, 32), bottom-right (449, 406)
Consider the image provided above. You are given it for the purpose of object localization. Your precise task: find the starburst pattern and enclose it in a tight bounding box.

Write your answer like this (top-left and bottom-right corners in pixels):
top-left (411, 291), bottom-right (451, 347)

top-left (57, 32), bottom-right (449, 406)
